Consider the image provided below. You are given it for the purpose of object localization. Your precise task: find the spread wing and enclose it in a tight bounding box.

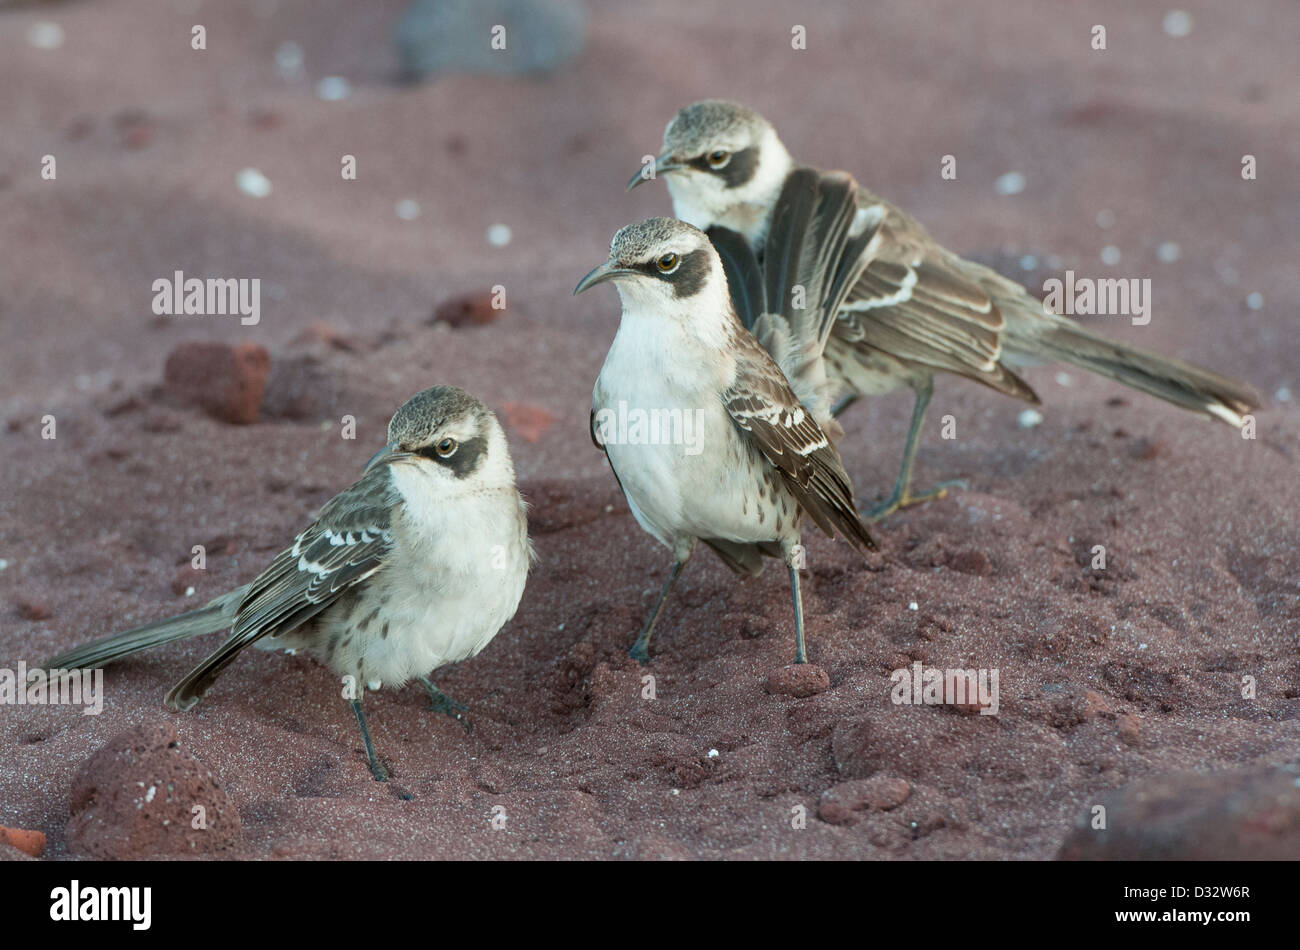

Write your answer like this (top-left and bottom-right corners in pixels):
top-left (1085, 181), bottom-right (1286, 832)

top-left (723, 336), bottom-right (876, 554)
top-left (165, 465), bottom-right (399, 709)
top-left (836, 192), bottom-right (1038, 402)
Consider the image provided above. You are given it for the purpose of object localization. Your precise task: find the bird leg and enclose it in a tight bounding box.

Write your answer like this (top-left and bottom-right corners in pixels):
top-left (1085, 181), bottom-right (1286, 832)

top-left (418, 676), bottom-right (471, 733)
top-left (629, 544), bottom-right (695, 663)
top-left (349, 696), bottom-right (388, 782)
top-left (863, 376), bottom-right (965, 522)
top-left (784, 542), bottom-right (809, 665)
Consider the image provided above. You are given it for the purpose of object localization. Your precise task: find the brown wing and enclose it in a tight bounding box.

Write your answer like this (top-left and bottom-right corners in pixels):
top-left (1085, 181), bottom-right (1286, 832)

top-left (164, 465), bottom-right (399, 709)
top-left (837, 192), bottom-right (1038, 402)
top-left (723, 337), bottom-right (876, 553)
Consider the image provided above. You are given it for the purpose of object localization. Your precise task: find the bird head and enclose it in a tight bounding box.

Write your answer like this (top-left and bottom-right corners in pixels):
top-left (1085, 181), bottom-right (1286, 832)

top-left (573, 216), bottom-right (727, 314)
top-left (627, 100), bottom-right (793, 236)
top-left (367, 386), bottom-right (513, 488)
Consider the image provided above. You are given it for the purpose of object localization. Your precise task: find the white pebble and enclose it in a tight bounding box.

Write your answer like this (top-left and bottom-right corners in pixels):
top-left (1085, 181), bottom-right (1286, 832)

top-left (316, 76), bottom-right (352, 101)
top-left (487, 224), bottom-right (513, 247)
top-left (707, 749), bottom-right (719, 759)
top-left (1096, 208), bottom-right (1116, 229)
top-left (185, 586), bottom-right (195, 597)
top-left (1055, 372), bottom-right (1073, 387)
top-left (993, 172), bottom-right (1026, 196)
top-left (908, 601), bottom-right (919, 611)
top-left (1163, 11), bottom-right (1193, 38)
top-left (0, 559), bottom-right (9, 571)
top-left (275, 41), bottom-right (304, 80)
top-left (27, 22), bottom-right (65, 50)
top-left (1246, 291), bottom-right (1264, 310)
top-left (1275, 386), bottom-right (1291, 402)
top-left (1019, 254), bottom-right (1038, 271)
top-left (395, 199), bottom-right (421, 220)
top-left (236, 168), bottom-right (272, 198)
top-left (1100, 245), bottom-right (1121, 266)
top-left (1157, 241), bottom-right (1181, 262)
top-left (1019, 408), bottom-right (1044, 428)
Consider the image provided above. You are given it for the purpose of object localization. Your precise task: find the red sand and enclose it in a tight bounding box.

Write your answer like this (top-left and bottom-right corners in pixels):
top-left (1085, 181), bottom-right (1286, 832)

top-left (1, 0), bottom-right (1297, 859)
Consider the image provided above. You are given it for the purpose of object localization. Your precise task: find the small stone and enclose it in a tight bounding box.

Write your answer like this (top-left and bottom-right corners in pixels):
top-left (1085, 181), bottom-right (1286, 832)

top-left (765, 663), bottom-right (830, 698)
top-left (316, 76), bottom-right (352, 101)
top-left (502, 402), bottom-right (557, 443)
top-left (1162, 10), bottom-right (1193, 38)
top-left (1157, 242), bottom-right (1181, 262)
top-left (236, 168), bottom-right (272, 198)
top-left (486, 224), bottom-right (512, 247)
top-left (947, 549), bottom-right (993, 576)
top-left (993, 171), bottom-right (1025, 195)
top-left (15, 598), bottom-right (51, 621)
top-left (818, 777), bottom-right (911, 824)
top-left (1117, 712), bottom-right (1141, 746)
top-left (1100, 245), bottom-right (1121, 266)
top-left (432, 290), bottom-right (505, 327)
top-left (1018, 408), bottom-right (1044, 429)
top-left (274, 41), bottom-right (305, 80)
top-left (163, 342), bottom-right (271, 425)
top-left (0, 826), bottom-right (46, 858)
top-left (27, 22), bottom-right (65, 50)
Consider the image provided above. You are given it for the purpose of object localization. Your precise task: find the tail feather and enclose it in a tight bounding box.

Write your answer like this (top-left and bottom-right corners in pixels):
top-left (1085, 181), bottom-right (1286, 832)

top-left (1024, 321), bottom-right (1260, 426)
top-left (44, 594), bottom-right (239, 673)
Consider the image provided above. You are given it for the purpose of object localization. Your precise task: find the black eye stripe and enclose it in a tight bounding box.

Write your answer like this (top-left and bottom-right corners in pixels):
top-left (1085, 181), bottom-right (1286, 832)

top-left (416, 435), bottom-right (486, 478)
top-left (631, 248), bottom-right (710, 298)
top-left (692, 145), bottom-right (759, 188)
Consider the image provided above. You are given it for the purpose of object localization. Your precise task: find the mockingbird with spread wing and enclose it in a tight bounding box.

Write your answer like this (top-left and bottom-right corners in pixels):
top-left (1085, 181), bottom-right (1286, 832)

top-left (576, 171), bottom-right (875, 664)
top-left (630, 99), bottom-right (1260, 520)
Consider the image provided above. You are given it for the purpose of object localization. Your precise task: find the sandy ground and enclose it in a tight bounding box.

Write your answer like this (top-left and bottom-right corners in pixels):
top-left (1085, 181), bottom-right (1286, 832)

top-left (1, 0), bottom-right (1297, 859)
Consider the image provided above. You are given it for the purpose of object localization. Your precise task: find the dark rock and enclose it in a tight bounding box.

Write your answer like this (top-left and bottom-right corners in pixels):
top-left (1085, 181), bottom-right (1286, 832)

top-left (162, 342), bottom-right (270, 425)
top-left (1059, 767), bottom-right (1300, 860)
top-left (66, 722), bottom-right (241, 859)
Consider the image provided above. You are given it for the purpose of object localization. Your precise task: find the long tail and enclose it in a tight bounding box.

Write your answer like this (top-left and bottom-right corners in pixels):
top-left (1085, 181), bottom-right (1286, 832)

top-left (43, 592), bottom-right (240, 672)
top-left (1014, 320), bottom-right (1260, 427)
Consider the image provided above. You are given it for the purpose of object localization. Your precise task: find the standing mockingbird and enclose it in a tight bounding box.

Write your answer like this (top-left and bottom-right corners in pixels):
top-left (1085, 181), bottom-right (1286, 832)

top-left (44, 386), bottom-right (533, 782)
top-left (575, 172), bottom-right (875, 665)
top-left (629, 99), bottom-right (1261, 519)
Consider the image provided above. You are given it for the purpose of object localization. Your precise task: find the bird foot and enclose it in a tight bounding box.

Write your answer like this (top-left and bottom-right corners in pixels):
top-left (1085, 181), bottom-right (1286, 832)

top-left (863, 479), bottom-right (967, 522)
top-left (420, 680), bottom-right (471, 733)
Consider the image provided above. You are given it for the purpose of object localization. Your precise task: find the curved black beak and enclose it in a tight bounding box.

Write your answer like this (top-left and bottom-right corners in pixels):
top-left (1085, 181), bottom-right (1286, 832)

top-left (364, 441), bottom-right (412, 473)
top-left (573, 262), bottom-right (638, 296)
top-left (626, 153), bottom-right (684, 191)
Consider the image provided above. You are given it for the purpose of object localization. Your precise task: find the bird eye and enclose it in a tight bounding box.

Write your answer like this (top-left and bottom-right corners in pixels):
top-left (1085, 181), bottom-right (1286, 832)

top-left (655, 253), bottom-right (679, 273)
top-left (706, 149), bottom-right (730, 169)
top-left (435, 437), bottom-right (457, 458)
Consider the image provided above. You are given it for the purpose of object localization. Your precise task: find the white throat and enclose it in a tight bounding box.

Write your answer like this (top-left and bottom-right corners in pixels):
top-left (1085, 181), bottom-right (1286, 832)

top-left (665, 128), bottom-right (794, 247)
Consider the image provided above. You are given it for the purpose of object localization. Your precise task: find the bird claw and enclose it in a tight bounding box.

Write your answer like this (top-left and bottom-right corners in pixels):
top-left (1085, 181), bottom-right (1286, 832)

top-left (864, 479), bottom-right (967, 522)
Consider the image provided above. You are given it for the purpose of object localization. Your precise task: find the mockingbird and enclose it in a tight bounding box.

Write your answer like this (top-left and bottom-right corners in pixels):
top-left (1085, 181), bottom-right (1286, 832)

top-left (44, 386), bottom-right (533, 782)
top-left (575, 173), bottom-right (875, 665)
top-left (629, 99), bottom-right (1261, 519)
